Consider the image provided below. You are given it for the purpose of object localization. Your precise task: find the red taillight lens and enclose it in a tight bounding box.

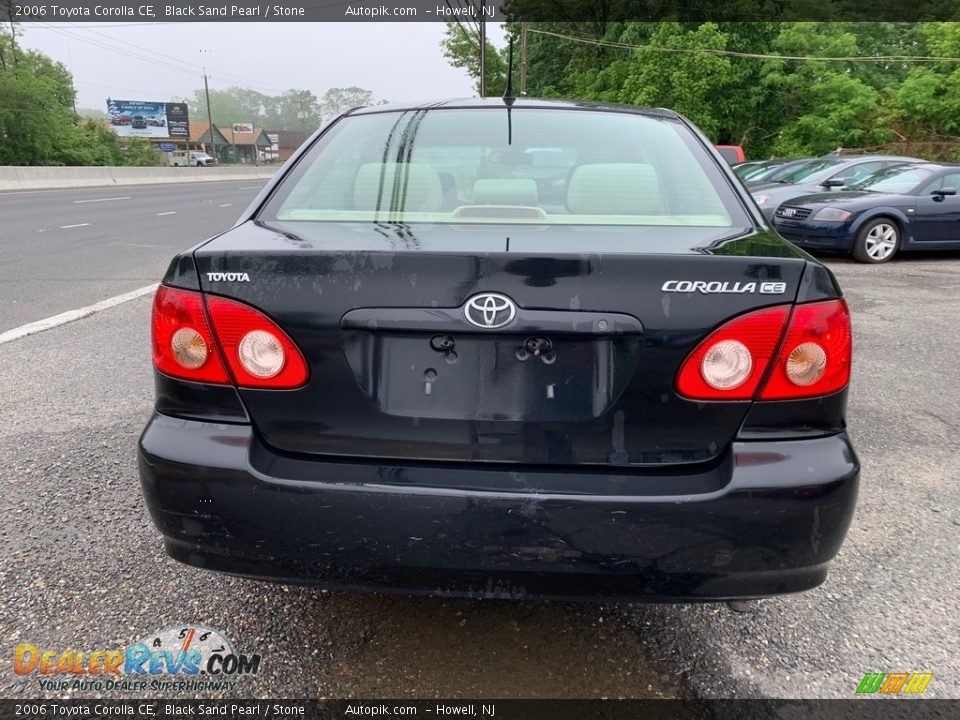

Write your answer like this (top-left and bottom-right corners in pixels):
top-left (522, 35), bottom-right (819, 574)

top-left (151, 286), bottom-right (308, 389)
top-left (204, 295), bottom-right (308, 389)
top-left (759, 299), bottom-right (851, 400)
top-left (676, 305), bottom-right (790, 400)
top-left (676, 299), bottom-right (852, 401)
top-left (151, 286), bottom-right (230, 384)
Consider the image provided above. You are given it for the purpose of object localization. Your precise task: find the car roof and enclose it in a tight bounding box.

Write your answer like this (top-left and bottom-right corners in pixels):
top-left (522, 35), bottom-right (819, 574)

top-left (823, 154), bottom-right (923, 164)
top-left (346, 97), bottom-right (681, 120)
top-left (892, 161), bottom-right (960, 171)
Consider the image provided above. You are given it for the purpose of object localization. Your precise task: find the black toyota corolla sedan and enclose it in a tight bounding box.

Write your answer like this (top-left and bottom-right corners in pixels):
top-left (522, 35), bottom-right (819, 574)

top-left (138, 98), bottom-right (859, 602)
top-left (773, 163), bottom-right (960, 263)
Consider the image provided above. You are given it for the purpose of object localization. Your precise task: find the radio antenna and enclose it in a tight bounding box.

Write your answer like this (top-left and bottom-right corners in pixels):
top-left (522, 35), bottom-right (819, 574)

top-left (503, 38), bottom-right (516, 107)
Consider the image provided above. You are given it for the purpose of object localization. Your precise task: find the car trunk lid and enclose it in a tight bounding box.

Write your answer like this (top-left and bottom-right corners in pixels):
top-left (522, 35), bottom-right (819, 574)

top-left (193, 221), bottom-right (806, 466)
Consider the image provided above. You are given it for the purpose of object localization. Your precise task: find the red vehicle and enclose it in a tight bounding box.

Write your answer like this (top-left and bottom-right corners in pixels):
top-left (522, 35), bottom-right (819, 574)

top-left (716, 145), bottom-right (746, 164)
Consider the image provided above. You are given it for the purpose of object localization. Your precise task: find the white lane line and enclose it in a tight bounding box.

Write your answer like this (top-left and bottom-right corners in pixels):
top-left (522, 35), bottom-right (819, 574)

top-left (217, 203), bottom-right (234, 208)
top-left (156, 211), bottom-right (177, 216)
top-left (72, 196), bottom-right (131, 204)
top-left (236, 186), bottom-right (262, 190)
top-left (59, 223), bottom-right (91, 229)
top-left (0, 284), bottom-right (158, 346)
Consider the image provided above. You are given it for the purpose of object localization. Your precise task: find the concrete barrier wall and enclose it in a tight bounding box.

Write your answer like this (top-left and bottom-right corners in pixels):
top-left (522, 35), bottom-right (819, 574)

top-left (0, 166), bottom-right (278, 192)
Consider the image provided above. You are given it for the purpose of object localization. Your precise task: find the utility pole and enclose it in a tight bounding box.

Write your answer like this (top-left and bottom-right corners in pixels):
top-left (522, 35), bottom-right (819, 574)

top-left (7, 13), bottom-right (19, 66)
top-left (520, 22), bottom-right (528, 96)
top-left (478, 0), bottom-right (486, 97)
top-left (297, 92), bottom-right (308, 134)
top-left (203, 70), bottom-right (217, 163)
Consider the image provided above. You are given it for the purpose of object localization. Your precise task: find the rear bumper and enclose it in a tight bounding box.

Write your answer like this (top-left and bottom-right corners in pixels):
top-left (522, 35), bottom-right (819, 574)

top-left (137, 414), bottom-right (859, 601)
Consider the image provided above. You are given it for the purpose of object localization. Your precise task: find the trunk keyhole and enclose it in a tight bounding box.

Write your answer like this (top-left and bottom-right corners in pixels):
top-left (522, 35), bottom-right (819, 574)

top-left (524, 337), bottom-right (552, 357)
top-left (430, 335), bottom-right (455, 352)
top-left (524, 337), bottom-right (555, 364)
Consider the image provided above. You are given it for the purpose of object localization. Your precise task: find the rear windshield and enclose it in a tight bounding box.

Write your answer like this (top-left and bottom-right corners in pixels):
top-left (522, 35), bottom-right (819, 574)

top-left (261, 108), bottom-right (742, 228)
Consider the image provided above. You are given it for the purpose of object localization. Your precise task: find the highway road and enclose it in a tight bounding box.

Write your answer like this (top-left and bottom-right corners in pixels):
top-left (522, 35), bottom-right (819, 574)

top-left (0, 181), bottom-right (269, 333)
top-left (0, 186), bottom-right (958, 699)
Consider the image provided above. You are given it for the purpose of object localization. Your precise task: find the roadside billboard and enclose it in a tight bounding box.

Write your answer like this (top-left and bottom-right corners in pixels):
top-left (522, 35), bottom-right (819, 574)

top-left (232, 123), bottom-right (255, 134)
top-left (106, 99), bottom-right (189, 139)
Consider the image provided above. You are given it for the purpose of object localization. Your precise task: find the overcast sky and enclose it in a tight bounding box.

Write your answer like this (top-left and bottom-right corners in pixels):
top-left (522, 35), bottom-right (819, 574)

top-left (19, 22), bottom-right (507, 111)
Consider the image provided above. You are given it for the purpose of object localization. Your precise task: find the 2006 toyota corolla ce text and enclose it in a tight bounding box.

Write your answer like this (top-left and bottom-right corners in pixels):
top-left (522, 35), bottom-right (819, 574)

top-left (138, 98), bottom-right (859, 602)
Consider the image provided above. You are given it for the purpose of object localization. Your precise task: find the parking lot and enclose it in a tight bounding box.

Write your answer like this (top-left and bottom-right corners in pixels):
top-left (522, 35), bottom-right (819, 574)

top-left (0, 182), bottom-right (957, 699)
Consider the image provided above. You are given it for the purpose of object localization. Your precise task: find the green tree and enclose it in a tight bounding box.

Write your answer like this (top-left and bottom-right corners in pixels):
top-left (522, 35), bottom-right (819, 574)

top-left (262, 89), bottom-right (321, 132)
top-left (472, 20), bottom-right (942, 158)
top-left (0, 30), bottom-right (81, 165)
top-left (318, 86), bottom-right (384, 121)
top-left (179, 85), bottom-right (382, 131)
top-left (441, 21), bottom-right (509, 96)
top-left (0, 25), bottom-right (165, 166)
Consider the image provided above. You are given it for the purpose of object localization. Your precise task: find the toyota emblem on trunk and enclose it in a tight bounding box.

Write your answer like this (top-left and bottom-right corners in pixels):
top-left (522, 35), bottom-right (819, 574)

top-left (464, 293), bottom-right (517, 329)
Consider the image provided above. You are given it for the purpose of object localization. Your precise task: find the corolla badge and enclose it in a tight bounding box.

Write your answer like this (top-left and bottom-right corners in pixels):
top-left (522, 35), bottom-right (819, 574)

top-left (661, 280), bottom-right (787, 295)
top-left (464, 293), bottom-right (517, 329)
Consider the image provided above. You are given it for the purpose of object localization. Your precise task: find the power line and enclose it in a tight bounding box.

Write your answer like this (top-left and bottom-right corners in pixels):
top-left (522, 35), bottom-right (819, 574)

top-left (80, 27), bottom-right (293, 93)
top-left (74, 77), bottom-right (167, 97)
top-left (42, 26), bottom-right (207, 78)
top-left (445, 3), bottom-right (479, 49)
top-left (455, 0), bottom-right (480, 35)
top-left (528, 28), bottom-right (960, 63)
top-left (30, 25), bottom-right (296, 95)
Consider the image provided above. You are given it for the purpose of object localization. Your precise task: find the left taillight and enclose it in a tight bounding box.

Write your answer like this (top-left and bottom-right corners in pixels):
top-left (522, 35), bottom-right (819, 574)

top-left (152, 286), bottom-right (230, 384)
top-left (151, 286), bottom-right (308, 389)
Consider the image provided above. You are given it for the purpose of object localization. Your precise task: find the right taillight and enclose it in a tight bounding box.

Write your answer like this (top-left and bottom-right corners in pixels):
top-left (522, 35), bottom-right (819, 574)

top-left (676, 298), bottom-right (851, 401)
top-left (759, 299), bottom-right (851, 400)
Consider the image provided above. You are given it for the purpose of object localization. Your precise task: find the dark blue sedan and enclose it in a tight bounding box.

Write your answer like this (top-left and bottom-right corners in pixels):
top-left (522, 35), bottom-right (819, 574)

top-left (773, 163), bottom-right (960, 263)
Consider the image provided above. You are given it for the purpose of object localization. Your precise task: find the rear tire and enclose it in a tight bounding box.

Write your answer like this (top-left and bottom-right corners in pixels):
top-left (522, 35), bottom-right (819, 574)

top-left (853, 218), bottom-right (899, 263)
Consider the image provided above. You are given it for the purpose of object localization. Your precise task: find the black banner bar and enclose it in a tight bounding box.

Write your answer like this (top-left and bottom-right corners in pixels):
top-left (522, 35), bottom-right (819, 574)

top-left (2, 0), bottom-right (960, 23)
top-left (0, 700), bottom-right (956, 720)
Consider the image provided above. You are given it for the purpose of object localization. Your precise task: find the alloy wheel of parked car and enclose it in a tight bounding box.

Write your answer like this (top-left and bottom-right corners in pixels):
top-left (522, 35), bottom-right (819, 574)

top-left (854, 219), bottom-right (899, 263)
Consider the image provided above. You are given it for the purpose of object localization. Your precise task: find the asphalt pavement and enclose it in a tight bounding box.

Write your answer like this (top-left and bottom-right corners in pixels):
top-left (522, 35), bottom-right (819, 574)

top-left (0, 189), bottom-right (957, 699)
top-left (0, 181), bottom-right (270, 332)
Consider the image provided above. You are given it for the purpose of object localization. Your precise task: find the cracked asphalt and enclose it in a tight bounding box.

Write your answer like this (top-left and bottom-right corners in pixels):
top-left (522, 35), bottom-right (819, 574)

top-left (0, 184), bottom-right (957, 699)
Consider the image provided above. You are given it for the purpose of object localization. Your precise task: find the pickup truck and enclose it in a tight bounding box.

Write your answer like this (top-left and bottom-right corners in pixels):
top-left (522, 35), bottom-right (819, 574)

top-left (716, 145), bottom-right (746, 164)
top-left (169, 151), bottom-right (216, 167)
